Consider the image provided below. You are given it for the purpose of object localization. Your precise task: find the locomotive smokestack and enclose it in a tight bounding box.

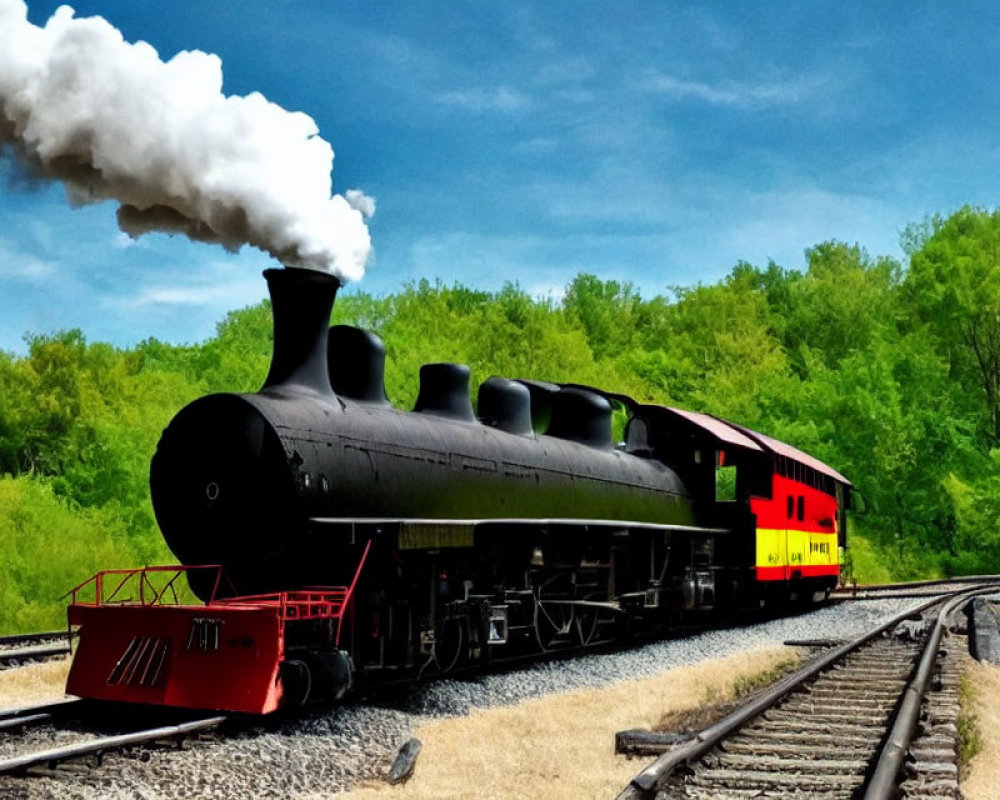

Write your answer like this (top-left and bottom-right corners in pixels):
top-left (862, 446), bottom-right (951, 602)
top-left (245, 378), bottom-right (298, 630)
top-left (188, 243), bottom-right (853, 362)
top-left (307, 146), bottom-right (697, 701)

top-left (261, 268), bottom-right (339, 397)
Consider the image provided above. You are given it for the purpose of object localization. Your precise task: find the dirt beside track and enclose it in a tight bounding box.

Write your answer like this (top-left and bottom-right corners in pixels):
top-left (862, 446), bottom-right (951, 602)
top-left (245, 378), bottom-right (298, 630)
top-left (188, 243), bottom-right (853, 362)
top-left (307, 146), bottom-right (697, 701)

top-left (962, 659), bottom-right (1000, 800)
top-left (0, 656), bottom-right (70, 708)
top-left (333, 647), bottom-right (795, 800)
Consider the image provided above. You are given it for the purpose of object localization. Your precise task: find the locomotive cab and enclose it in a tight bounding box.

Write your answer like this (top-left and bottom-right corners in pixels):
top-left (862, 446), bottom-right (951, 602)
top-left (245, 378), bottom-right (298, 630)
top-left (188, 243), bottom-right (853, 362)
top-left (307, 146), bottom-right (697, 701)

top-left (620, 404), bottom-right (851, 607)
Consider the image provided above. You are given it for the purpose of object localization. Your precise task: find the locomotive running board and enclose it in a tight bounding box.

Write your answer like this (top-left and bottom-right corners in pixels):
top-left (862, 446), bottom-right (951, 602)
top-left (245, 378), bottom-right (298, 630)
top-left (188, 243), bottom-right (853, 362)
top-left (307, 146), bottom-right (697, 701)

top-left (309, 517), bottom-right (731, 551)
top-left (309, 516), bottom-right (731, 535)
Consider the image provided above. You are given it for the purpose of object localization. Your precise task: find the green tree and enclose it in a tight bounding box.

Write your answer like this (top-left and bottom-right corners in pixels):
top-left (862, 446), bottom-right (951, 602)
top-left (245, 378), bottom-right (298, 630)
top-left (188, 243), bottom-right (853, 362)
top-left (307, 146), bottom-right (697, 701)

top-left (941, 450), bottom-right (1000, 574)
top-left (906, 206), bottom-right (1000, 446)
top-left (630, 278), bottom-right (788, 422)
top-left (783, 242), bottom-right (900, 374)
top-left (0, 475), bottom-right (163, 632)
top-left (563, 274), bottom-right (641, 360)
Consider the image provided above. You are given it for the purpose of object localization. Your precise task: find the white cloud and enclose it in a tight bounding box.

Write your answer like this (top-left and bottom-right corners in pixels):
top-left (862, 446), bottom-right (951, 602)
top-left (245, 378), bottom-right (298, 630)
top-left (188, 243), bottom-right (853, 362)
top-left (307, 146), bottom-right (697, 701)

top-left (113, 231), bottom-right (149, 249)
top-left (0, 238), bottom-right (56, 281)
top-left (126, 284), bottom-right (231, 306)
top-left (436, 85), bottom-right (531, 113)
top-left (515, 137), bottom-right (559, 154)
top-left (533, 55), bottom-right (594, 86)
top-left (405, 229), bottom-right (682, 295)
top-left (722, 186), bottom-right (906, 267)
top-left (641, 71), bottom-right (821, 109)
top-left (1, 3), bottom-right (371, 280)
top-left (112, 261), bottom-right (266, 310)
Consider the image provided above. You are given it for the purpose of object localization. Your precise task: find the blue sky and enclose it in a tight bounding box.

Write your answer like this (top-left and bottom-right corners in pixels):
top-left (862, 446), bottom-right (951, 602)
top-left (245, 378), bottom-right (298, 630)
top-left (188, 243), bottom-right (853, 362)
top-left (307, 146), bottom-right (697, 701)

top-left (3, 1), bottom-right (1000, 353)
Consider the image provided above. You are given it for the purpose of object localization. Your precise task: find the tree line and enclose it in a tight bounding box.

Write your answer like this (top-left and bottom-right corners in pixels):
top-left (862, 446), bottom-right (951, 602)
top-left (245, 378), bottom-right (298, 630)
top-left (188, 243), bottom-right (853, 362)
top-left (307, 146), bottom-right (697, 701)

top-left (1, 205), bottom-right (999, 631)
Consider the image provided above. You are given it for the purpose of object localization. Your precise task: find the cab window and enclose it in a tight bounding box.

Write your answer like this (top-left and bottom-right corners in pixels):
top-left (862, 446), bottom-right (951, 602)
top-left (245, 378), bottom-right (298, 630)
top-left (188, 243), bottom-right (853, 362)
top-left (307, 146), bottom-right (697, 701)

top-left (715, 451), bottom-right (737, 502)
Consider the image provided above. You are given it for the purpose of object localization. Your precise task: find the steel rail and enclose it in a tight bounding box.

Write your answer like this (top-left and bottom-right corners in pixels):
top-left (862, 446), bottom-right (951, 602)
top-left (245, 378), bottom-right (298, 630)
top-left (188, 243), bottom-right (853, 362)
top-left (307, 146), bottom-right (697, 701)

top-left (0, 644), bottom-right (71, 664)
top-left (615, 591), bottom-right (962, 800)
top-left (0, 631), bottom-right (67, 647)
top-left (863, 585), bottom-right (1000, 799)
top-left (0, 715), bottom-right (227, 776)
top-left (0, 698), bottom-right (80, 724)
top-left (0, 713), bottom-right (54, 732)
top-left (836, 590), bottom-right (987, 601)
top-left (0, 699), bottom-right (81, 733)
top-left (833, 574), bottom-right (1000, 593)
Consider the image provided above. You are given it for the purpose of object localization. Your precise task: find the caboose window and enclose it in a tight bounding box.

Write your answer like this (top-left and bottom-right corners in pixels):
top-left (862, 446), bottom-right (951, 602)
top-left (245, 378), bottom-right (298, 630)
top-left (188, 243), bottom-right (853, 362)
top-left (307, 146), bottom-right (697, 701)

top-left (797, 495), bottom-right (805, 521)
top-left (786, 495), bottom-right (794, 518)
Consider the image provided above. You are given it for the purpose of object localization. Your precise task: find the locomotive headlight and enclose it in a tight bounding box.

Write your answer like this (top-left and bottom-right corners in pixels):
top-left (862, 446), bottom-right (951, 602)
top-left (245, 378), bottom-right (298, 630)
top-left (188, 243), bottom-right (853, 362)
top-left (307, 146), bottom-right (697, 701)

top-left (205, 482), bottom-right (221, 502)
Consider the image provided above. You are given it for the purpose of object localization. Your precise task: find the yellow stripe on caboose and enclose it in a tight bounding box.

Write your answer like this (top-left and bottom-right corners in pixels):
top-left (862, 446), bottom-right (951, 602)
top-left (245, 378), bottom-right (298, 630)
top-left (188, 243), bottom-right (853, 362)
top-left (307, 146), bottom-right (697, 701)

top-left (756, 528), bottom-right (787, 570)
top-left (755, 528), bottom-right (839, 571)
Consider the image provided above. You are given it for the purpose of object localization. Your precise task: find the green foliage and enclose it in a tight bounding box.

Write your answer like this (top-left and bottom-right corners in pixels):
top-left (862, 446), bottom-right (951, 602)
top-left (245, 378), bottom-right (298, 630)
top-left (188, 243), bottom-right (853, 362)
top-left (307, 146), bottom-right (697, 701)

top-left (942, 451), bottom-right (1000, 574)
top-left (785, 242), bottom-right (901, 374)
top-left (841, 533), bottom-right (894, 584)
top-left (0, 475), bottom-right (168, 633)
top-left (906, 206), bottom-right (1000, 446)
top-left (563, 274), bottom-right (641, 359)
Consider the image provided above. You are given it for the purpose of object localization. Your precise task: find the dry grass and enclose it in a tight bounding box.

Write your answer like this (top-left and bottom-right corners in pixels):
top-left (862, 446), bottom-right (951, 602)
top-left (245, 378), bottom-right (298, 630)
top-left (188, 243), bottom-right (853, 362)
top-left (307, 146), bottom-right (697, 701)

top-left (654, 655), bottom-right (799, 735)
top-left (334, 646), bottom-right (797, 800)
top-left (958, 669), bottom-right (983, 777)
top-left (0, 655), bottom-right (71, 708)
top-left (962, 659), bottom-right (1000, 800)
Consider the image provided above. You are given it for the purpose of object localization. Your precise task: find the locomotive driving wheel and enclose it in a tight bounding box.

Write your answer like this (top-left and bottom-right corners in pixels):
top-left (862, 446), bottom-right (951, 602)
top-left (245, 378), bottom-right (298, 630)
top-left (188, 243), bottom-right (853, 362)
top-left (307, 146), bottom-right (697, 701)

top-left (572, 592), bottom-right (605, 646)
top-left (532, 572), bottom-right (576, 651)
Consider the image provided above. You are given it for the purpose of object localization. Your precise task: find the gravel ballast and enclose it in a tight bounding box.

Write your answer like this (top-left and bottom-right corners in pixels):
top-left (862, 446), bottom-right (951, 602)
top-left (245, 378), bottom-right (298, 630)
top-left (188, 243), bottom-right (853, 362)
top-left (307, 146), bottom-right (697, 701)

top-left (0, 598), bottom-right (927, 799)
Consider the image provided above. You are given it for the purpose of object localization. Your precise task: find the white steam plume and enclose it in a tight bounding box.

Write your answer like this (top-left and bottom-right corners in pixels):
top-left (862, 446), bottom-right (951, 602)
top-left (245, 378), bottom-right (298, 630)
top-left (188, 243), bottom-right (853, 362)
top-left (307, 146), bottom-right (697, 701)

top-left (0, 1), bottom-right (372, 280)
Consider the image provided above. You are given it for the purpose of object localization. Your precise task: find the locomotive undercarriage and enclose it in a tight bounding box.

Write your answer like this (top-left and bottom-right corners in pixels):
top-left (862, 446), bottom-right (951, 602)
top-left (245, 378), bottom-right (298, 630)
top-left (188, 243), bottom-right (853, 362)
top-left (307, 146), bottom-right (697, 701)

top-left (292, 519), bottom-right (754, 691)
top-left (173, 515), bottom-right (825, 709)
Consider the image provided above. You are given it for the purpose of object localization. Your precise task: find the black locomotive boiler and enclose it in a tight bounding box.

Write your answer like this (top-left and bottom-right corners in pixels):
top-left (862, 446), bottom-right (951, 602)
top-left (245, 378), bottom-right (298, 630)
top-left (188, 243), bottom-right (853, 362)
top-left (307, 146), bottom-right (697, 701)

top-left (65, 267), bottom-right (850, 713)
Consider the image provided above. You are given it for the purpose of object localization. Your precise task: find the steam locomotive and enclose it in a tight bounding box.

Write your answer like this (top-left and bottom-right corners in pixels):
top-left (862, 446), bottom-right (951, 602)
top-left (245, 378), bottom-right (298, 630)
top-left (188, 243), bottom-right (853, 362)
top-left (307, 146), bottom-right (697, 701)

top-left (65, 267), bottom-right (851, 714)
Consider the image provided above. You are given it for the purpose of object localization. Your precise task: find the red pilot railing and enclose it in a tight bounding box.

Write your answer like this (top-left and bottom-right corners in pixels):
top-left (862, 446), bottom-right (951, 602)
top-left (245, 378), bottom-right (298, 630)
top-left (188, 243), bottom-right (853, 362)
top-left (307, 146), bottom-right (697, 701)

top-left (65, 540), bottom-right (373, 647)
top-left (65, 564), bottom-right (225, 608)
top-left (212, 539), bottom-right (372, 645)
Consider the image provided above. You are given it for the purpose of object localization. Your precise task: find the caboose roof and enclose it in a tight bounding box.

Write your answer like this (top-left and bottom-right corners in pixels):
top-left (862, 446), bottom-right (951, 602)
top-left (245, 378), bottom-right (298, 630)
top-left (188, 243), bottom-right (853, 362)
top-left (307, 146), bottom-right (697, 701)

top-left (723, 422), bottom-right (852, 487)
top-left (655, 406), bottom-right (764, 452)
top-left (642, 404), bottom-right (851, 488)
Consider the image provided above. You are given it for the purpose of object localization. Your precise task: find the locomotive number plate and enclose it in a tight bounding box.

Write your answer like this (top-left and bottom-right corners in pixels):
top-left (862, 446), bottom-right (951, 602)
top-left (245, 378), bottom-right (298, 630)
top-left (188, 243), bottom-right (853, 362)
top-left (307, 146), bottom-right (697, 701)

top-left (398, 522), bottom-right (475, 550)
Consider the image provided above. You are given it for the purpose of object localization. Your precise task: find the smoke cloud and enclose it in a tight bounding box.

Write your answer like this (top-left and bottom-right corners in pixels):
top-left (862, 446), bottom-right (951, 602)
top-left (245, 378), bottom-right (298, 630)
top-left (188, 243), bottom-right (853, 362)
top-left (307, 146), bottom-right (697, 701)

top-left (0, 1), bottom-right (372, 280)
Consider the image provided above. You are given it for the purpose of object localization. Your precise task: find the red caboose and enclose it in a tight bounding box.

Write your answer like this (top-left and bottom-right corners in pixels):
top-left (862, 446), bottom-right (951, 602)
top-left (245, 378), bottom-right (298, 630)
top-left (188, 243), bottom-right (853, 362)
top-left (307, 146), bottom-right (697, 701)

top-left (634, 406), bottom-right (850, 604)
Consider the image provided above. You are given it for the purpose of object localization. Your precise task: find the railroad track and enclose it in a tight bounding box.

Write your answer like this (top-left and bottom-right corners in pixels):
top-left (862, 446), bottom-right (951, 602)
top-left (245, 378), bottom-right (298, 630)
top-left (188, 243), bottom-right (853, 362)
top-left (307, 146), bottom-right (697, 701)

top-left (832, 574), bottom-right (1000, 600)
top-left (0, 631), bottom-right (71, 669)
top-left (0, 698), bottom-right (227, 779)
top-left (617, 585), bottom-right (999, 800)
